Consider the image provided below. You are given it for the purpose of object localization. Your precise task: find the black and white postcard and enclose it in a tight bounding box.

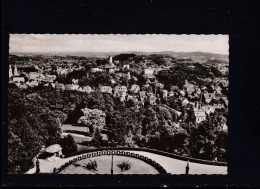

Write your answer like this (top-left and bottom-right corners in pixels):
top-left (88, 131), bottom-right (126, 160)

top-left (2, 0), bottom-right (260, 188)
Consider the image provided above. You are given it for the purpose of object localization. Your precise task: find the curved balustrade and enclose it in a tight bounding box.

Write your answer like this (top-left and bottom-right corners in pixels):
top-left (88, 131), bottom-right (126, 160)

top-left (66, 147), bottom-right (227, 166)
top-left (53, 150), bottom-right (167, 174)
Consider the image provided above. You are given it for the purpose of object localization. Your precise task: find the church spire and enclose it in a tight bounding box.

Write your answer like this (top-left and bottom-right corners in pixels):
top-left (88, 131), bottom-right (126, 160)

top-left (9, 65), bottom-right (13, 78)
top-left (14, 65), bottom-right (19, 76)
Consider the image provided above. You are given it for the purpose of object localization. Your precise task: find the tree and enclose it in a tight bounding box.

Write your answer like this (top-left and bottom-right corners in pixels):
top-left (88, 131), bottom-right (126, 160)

top-left (126, 98), bottom-right (136, 108)
top-left (66, 103), bottom-right (85, 124)
top-left (8, 88), bottom-right (66, 173)
top-left (173, 130), bottom-right (189, 154)
top-left (60, 134), bottom-right (78, 156)
top-left (92, 128), bottom-right (103, 148)
top-left (78, 107), bottom-right (106, 130)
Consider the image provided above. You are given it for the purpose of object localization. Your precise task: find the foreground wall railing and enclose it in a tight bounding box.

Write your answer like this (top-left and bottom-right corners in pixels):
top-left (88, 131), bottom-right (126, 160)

top-left (66, 147), bottom-right (227, 166)
top-left (53, 150), bottom-right (168, 174)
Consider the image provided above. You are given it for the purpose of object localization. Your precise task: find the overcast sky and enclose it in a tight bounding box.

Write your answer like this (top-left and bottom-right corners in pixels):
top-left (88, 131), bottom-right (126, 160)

top-left (10, 34), bottom-right (229, 55)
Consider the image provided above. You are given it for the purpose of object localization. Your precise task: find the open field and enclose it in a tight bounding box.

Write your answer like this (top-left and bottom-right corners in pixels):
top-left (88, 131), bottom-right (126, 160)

top-left (62, 124), bottom-right (89, 134)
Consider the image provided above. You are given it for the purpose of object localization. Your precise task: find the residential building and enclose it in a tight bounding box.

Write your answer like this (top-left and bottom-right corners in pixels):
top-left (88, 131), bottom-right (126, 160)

top-left (203, 92), bottom-right (216, 104)
top-left (213, 103), bottom-right (225, 109)
top-left (91, 68), bottom-right (104, 73)
top-left (144, 68), bottom-right (157, 82)
top-left (201, 105), bottom-right (215, 115)
top-left (100, 86), bottom-right (112, 94)
top-left (123, 64), bottom-right (130, 69)
top-left (26, 80), bottom-right (39, 87)
top-left (56, 83), bottom-right (65, 90)
top-left (44, 75), bottom-right (57, 83)
top-left (222, 123), bottom-right (228, 132)
top-left (170, 85), bottom-right (179, 91)
top-left (114, 85), bottom-right (128, 97)
top-left (71, 84), bottom-right (79, 91)
top-left (215, 85), bottom-right (222, 94)
top-left (65, 84), bottom-right (73, 90)
top-left (130, 84), bottom-right (140, 94)
top-left (182, 98), bottom-right (189, 106)
top-left (194, 99), bottom-right (207, 124)
top-left (168, 91), bottom-right (175, 97)
top-left (72, 79), bottom-right (79, 84)
top-left (194, 108), bottom-right (206, 124)
top-left (19, 83), bottom-right (28, 89)
top-left (78, 86), bottom-right (92, 93)
top-left (57, 68), bottom-right (69, 75)
top-left (162, 90), bottom-right (168, 98)
top-left (149, 94), bottom-right (157, 105)
top-left (12, 76), bottom-right (25, 83)
top-left (179, 90), bottom-right (185, 97)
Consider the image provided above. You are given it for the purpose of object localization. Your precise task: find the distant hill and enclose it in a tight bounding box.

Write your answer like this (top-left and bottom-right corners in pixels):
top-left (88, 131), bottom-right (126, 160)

top-left (10, 51), bottom-right (229, 63)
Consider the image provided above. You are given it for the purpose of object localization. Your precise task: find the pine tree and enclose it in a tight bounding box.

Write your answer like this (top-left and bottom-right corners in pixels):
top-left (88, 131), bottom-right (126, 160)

top-left (60, 134), bottom-right (78, 156)
top-left (92, 128), bottom-right (103, 148)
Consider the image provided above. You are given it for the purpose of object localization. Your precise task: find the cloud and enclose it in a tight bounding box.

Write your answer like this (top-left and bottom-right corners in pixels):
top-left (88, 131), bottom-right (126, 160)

top-left (10, 34), bottom-right (229, 54)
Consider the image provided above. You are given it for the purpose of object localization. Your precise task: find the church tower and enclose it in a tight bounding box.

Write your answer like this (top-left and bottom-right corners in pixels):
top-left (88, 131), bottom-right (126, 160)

top-left (9, 66), bottom-right (13, 78)
top-left (109, 56), bottom-right (113, 64)
top-left (14, 65), bottom-right (19, 76)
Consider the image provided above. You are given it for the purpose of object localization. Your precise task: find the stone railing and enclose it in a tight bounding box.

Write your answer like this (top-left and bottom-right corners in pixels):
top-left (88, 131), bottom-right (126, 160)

top-left (53, 150), bottom-right (167, 174)
top-left (66, 147), bottom-right (227, 166)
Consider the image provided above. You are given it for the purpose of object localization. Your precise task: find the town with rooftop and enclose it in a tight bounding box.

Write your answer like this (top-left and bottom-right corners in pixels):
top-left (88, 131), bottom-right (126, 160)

top-left (8, 51), bottom-right (228, 174)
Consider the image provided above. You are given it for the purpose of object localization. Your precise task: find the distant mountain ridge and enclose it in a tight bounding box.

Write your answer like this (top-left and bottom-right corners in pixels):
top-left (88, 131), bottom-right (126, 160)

top-left (11, 51), bottom-right (228, 59)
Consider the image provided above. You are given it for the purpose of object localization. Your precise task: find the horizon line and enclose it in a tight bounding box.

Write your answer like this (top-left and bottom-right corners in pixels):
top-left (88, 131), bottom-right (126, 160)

top-left (9, 51), bottom-right (229, 56)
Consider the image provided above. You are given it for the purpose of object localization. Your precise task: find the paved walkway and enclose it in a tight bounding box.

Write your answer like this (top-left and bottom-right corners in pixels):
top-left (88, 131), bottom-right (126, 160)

top-left (26, 150), bottom-right (227, 174)
top-left (129, 151), bottom-right (227, 174)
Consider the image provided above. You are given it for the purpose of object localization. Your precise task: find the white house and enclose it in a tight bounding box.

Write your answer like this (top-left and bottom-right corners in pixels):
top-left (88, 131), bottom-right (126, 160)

top-left (26, 80), bottom-right (39, 87)
top-left (72, 79), bottom-right (79, 84)
top-left (222, 123), bottom-right (228, 132)
top-left (114, 85), bottom-right (128, 97)
top-left (28, 72), bottom-right (42, 80)
top-left (149, 95), bottom-right (157, 105)
top-left (182, 98), bottom-right (189, 106)
top-left (204, 92), bottom-right (216, 104)
top-left (201, 105), bottom-right (215, 115)
top-left (57, 68), bottom-right (69, 75)
top-left (179, 90), bottom-right (185, 97)
top-left (144, 68), bottom-right (157, 82)
top-left (56, 83), bottom-right (65, 90)
top-left (139, 91), bottom-right (147, 102)
top-left (19, 83), bottom-right (28, 89)
top-left (162, 90), bottom-right (168, 98)
top-left (100, 86), bottom-right (112, 94)
top-left (71, 84), bottom-right (80, 91)
top-left (91, 68), bottom-right (104, 73)
top-left (65, 84), bottom-right (73, 90)
top-left (194, 109), bottom-right (206, 124)
top-left (123, 64), bottom-right (130, 69)
top-left (45, 75), bottom-right (57, 83)
top-left (12, 76), bottom-right (25, 83)
top-left (78, 86), bottom-right (92, 93)
top-left (168, 91), bottom-right (175, 97)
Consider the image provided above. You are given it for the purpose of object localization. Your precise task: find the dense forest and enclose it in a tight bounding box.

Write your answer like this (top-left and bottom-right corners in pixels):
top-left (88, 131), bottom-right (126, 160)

top-left (8, 83), bottom-right (227, 173)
